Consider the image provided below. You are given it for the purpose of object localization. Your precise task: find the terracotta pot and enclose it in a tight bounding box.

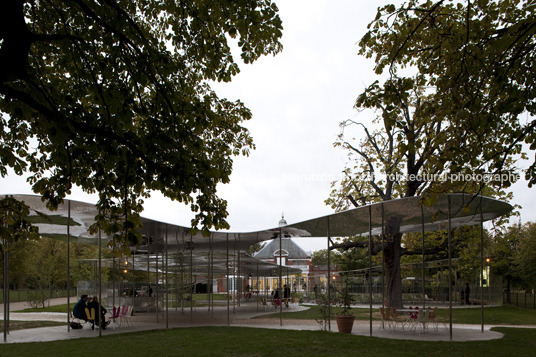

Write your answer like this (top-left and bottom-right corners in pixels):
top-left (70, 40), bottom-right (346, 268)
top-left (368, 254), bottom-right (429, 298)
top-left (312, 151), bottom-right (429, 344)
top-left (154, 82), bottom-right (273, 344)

top-left (335, 314), bottom-right (355, 334)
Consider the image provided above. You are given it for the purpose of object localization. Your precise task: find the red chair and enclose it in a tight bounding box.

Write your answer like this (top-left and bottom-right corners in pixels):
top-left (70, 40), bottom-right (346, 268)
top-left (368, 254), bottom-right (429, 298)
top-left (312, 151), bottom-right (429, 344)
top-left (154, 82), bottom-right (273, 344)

top-left (108, 306), bottom-right (121, 329)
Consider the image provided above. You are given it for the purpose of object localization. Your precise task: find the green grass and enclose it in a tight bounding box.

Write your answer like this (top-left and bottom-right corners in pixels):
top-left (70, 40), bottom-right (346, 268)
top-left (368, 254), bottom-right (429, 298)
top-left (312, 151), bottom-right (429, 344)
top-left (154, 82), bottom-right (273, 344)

top-left (0, 321), bottom-right (65, 333)
top-left (0, 289), bottom-right (71, 304)
top-left (436, 305), bottom-right (536, 325)
top-left (260, 305), bottom-right (536, 326)
top-left (16, 303), bottom-right (536, 326)
top-left (0, 326), bottom-right (534, 356)
top-left (16, 303), bottom-right (76, 313)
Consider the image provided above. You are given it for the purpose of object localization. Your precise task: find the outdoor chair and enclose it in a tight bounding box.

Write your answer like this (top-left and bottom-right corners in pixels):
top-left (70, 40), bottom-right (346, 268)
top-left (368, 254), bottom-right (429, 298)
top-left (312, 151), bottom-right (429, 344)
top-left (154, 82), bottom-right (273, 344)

top-left (84, 307), bottom-right (96, 331)
top-left (123, 305), bottom-right (134, 326)
top-left (261, 298), bottom-right (269, 311)
top-left (408, 306), bottom-right (419, 331)
top-left (379, 306), bottom-right (394, 330)
top-left (108, 306), bottom-right (121, 329)
top-left (427, 306), bottom-right (447, 332)
top-left (427, 307), bottom-right (439, 333)
top-left (390, 307), bottom-right (405, 330)
top-left (119, 305), bottom-right (131, 326)
top-left (416, 307), bottom-right (430, 334)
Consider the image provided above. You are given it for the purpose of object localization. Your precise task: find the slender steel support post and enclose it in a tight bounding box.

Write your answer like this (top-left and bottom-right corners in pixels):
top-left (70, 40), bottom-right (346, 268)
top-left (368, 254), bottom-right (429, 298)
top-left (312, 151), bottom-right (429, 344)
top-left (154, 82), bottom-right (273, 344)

top-left (211, 233), bottom-right (214, 318)
top-left (67, 200), bottom-right (71, 332)
top-left (181, 232), bottom-right (185, 314)
top-left (208, 234), bottom-right (211, 312)
top-left (279, 227), bottom-right (283, 326)
top-left (112, 238), bottom-right (115, 330)
top-left (156, 224), bottom-right (159, 323)
top-left (190, 233), bottom-right (193, 323)
top-left (98, 226), bottom-right (102, 338)
top-left (368, 205), bottom-right (372, 337)
top-left (256, 233), bottom-right (259, 311)
top-left (381, 203), bottom-right (385, 308)
top-left (165, 224), bottom-right (168, 329)
top-left (480, 196), bottom-right (485, 333)
top-left (327, 216), bottom-right (331, 332)
top-left (421, 204), bottom-right (426, 309)
top-left (226, 233), bottom-right (230, 325)
top-left (3, 233), bottom-right (8, 342)
top-left (448, 195), bottom-right (453, 341)
top-left (237, 234), bottom-right (241, 308)
top-left (132, 246), bottom-right (135, 309)
top-left (233, 236), bottom-right (237, 314)
top-left (380, 203), bottom-right (385, 329)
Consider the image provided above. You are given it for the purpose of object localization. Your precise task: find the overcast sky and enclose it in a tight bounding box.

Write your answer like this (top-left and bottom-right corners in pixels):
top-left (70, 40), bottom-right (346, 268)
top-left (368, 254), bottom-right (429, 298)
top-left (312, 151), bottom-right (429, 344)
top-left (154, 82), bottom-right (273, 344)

top-left (1, 1), bottom-right (535, 253)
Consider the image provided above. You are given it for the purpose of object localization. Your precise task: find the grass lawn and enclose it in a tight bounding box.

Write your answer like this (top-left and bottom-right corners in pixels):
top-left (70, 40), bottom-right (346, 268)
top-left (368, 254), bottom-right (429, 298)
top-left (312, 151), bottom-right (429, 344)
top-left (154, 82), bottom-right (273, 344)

top-left (0, 326), bottom-right (535, 356)
top-left (260, 305), bottom-right (536, 326)
top-left (0, 321), bottom-right (65, 333)
top-left (15, 303), bottom-right (76, 314)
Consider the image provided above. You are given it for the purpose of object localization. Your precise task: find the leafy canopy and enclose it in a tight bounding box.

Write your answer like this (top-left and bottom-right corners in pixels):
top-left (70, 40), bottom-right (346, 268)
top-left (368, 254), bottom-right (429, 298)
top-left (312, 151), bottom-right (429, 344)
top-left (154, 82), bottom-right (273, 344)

top-left (359, 0), bottom-right (535, 187)
top-left (0, 0), bottom-right (283, 243)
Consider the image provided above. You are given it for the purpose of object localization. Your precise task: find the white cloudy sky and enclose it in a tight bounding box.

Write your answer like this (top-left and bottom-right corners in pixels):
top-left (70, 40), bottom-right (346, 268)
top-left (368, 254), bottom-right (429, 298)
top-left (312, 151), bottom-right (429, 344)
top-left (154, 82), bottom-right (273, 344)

top-left (1, 1), bottom-right (535, 252)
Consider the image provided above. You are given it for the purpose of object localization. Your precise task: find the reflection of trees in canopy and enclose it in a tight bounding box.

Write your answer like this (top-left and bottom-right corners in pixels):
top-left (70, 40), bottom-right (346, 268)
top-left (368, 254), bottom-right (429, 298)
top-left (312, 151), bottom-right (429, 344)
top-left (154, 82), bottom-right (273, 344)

top-left (0, 1), bottom-right (283, 245)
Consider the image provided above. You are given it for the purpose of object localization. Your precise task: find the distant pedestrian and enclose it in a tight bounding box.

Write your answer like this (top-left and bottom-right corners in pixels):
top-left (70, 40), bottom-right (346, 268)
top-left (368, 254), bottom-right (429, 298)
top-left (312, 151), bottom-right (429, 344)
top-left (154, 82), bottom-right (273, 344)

top-left (465, 283), bottom-right (470, 305)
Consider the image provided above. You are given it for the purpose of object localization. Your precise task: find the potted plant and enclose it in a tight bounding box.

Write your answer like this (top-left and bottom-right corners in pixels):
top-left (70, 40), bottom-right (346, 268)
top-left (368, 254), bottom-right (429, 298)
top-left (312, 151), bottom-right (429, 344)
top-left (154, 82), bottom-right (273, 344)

top-left (335, 275), bottom-right (355, 334)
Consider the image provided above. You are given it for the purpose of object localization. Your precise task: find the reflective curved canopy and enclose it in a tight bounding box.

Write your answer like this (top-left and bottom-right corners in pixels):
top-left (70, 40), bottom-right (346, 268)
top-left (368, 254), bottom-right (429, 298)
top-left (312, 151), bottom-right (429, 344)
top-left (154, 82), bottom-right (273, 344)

top-left (3, 193), bottom-right (513, 253)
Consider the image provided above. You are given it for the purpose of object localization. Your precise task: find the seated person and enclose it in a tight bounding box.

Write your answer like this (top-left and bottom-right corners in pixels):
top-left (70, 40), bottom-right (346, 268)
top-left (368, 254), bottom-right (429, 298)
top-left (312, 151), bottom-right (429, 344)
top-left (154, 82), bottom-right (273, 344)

top-left (87, 296), bottom-right (109, 329)
top-left (72, 294), bottom-right (88, 321)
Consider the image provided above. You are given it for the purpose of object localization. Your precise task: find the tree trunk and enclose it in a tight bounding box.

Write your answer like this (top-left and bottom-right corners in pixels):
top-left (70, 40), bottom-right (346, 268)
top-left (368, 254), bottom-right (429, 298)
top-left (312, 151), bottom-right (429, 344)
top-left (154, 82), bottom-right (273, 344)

top-left (384, 233), bottom-right (404, 308)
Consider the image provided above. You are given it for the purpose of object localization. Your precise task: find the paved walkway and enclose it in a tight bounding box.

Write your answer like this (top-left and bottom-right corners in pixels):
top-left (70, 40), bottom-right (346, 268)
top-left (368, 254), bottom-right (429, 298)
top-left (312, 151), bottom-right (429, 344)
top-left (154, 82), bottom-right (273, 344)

top-left (2, 300), bottom-right (519, 344)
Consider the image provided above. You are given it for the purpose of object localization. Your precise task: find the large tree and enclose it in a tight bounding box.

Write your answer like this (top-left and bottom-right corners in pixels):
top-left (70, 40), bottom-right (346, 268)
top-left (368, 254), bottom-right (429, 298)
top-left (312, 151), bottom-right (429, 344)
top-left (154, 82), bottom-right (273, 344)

top-left (0, 1), bottom-right (283, 245)
top-left (360, 0), bottom-right (535, 186)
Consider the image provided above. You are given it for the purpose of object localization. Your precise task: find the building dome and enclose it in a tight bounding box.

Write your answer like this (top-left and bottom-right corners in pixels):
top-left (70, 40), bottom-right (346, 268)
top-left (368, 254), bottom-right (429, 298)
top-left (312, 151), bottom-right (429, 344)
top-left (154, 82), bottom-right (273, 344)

top-left (278, 214), bottom-right (287, 227)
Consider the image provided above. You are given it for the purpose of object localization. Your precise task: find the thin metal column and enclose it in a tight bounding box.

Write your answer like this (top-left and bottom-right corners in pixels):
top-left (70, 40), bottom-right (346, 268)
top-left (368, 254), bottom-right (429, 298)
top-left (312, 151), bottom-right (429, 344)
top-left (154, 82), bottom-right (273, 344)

top-left (165, 224), bottom-right (168, 329)
top-left (480, 196), bottom-right (484, 333)
top-left (226, 233), bottom-right (230, 325)
top-left (3, 233), bottom-right (8, 342)
top-left (6, 232), bottom-right (9, 336)
top-left (190, 233), bottom-right (193, 323)
top-left (112, 236), bottom-right (115, 330)
top-left (421, 205), bottom-right (426, 309)
top-left (380, 203), bottom-right (385, 329)
top-left (156, 224), bottom-right (159, 323)
top-left (381, 203), bottom-right (385, 308)
top-left (327, 216), bottom-right (331, 332)
top-left (98, 226), bottom-right (102, 337)
top-left (279, 225), bottom-right (283, 326)
top-left (448, 195), bottom-right (453, 340)
top-left (233, 235), bottom-right (237, 314)
top-left (132, 246), bottom-right (136, 309)
top-left (208, 233), bottom-right (212, 312)
top-left (181, 232), bottom-right (185, 313)
top-left (67, 200), bottom-right (71, 332)
top-left (368, 204), bottom-right (372, 337)
top-left (237, 234), bottom-right (241, 308)
top-left (256, 255), bottom-right (259, 312)
top-left (211, 233), bottom-right (214, 319)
